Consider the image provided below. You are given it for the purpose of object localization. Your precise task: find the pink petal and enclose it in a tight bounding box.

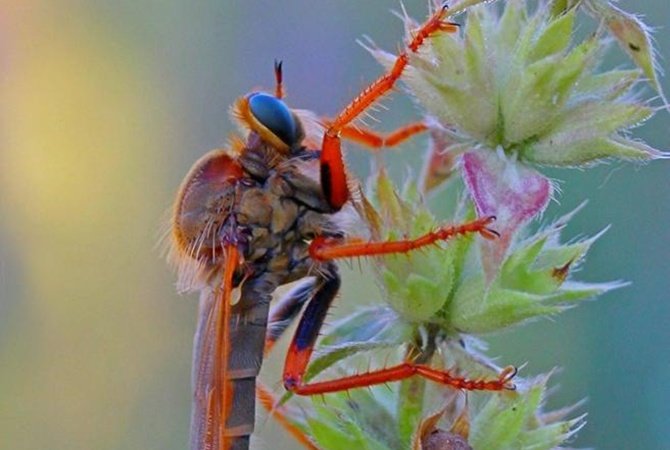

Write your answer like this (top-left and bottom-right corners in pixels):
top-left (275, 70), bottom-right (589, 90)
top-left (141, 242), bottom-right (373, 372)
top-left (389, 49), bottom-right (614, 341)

top-left (420, 125), bottom-right (457, 193)
top-left (462, 150), bottom-right (552, 280)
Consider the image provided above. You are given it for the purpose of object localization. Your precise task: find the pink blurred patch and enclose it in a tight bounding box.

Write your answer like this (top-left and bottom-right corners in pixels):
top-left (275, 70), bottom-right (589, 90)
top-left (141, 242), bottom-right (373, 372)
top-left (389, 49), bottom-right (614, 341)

top-left (420, 125), bottom-right (457, 193)
top-left (462, 150), bottom-right (552, 280)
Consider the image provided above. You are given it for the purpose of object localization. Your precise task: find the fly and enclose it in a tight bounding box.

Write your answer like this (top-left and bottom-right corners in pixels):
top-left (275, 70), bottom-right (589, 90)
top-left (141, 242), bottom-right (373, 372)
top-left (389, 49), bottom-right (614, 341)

top-left (167, 6), bottom-right (515, 450)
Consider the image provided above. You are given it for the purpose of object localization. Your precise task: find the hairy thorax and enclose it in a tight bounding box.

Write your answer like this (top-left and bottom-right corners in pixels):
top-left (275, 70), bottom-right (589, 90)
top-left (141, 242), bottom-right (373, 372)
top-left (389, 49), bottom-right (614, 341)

top-left (171, 141), bottom-right (339, 291)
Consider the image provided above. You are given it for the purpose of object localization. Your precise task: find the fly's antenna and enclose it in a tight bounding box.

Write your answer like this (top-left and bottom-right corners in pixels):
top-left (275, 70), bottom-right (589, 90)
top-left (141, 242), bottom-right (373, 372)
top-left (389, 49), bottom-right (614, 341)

top-left (274, 59), bottom-right (284, 99)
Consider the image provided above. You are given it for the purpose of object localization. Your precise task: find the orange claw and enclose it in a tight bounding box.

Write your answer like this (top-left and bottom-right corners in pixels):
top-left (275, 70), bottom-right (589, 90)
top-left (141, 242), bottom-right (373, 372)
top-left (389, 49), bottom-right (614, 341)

top-left (497, 365), bottom-right (518, 391)
top-left (407, 4), bottom-right (459, 52)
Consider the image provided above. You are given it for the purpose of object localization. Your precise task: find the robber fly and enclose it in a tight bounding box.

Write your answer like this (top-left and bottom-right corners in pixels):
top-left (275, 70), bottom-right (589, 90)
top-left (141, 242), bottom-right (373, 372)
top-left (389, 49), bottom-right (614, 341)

top-left (167, 6), bottom-right (515, 450)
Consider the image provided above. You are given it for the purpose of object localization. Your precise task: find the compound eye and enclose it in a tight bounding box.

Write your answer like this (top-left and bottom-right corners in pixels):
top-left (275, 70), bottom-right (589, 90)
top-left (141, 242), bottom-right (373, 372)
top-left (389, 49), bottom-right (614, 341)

top-left (248, 93), bottom-right (297, 147)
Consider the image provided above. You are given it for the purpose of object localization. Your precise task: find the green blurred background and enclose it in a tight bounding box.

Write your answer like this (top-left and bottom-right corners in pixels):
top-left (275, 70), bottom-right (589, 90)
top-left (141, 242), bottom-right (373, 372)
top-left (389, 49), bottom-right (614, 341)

top-left (0, 1), bottom-right (667, 449)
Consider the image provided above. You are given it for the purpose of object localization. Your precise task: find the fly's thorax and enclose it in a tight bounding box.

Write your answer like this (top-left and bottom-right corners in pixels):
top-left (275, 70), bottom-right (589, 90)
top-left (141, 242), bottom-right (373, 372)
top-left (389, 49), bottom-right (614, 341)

top-left (238, 134), bottom-right (286, 179)
top-left (237, 150), bottom-right (332, 244)
top-left (236, 180), bottom-right (321, 270)
top-left (245, 239), bottom-right (317, 288)
top-left (171, 140), bottom-right (350, 291)
top-left (234, 156), bottom-right (344, 286)
top-left (236, 187), bottom-right (273, 228)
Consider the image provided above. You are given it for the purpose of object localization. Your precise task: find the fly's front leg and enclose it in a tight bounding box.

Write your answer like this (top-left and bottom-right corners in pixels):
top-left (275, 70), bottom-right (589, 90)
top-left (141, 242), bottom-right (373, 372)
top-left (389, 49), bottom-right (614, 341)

top-left (320, 5), bottom-right (458, 210)
top-left (338, 121), bottom-right (428, 151)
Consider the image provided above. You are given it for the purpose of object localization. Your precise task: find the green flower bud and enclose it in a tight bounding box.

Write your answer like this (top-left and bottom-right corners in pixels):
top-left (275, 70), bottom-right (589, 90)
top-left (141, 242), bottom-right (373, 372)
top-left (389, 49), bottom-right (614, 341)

top-left (369, 0), bottom-right (667, 167)
top-left (470, 374), bottom-right (585, 450)
top-left (450, 205), bottom-right (623, 333)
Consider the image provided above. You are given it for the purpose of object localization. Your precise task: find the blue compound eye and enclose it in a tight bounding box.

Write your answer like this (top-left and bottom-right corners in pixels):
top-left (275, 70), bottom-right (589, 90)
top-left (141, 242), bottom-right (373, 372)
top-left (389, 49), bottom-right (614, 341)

top-left (248, 93), bottom-right (297, 146)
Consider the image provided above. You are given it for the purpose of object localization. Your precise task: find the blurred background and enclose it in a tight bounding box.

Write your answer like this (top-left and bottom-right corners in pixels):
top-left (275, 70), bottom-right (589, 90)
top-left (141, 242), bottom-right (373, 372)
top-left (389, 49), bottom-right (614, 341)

top-left (0, 1), bottom-right (667, 449)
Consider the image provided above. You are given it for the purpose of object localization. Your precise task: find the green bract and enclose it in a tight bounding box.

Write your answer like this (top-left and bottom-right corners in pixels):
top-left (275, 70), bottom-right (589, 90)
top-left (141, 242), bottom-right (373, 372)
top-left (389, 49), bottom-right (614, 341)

top-left (371, 0), bottom-right (666, 166)
top-left (278, 169), bottom-right (621, 449)
top-left (469, 375), bottom-right (585, 450)
top-left (270, 1), bottom-right (667, 448)
top-left (372, 170), bottom-right (465, 322)
top-left (370, 171), bottom-right (619, 333)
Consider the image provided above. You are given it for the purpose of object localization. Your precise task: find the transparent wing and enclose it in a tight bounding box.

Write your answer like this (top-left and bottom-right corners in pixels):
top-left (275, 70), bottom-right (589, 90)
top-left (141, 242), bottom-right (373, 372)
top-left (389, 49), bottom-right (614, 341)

top-left (190, 245), bottom-right (239, 450)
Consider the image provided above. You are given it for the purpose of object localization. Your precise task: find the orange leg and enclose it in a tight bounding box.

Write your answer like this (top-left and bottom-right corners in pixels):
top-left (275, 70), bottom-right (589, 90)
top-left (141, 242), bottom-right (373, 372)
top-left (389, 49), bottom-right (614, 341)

top-left (309, 215), bottom-right (499, 262)
top-left (287, 363), bottom-right (517, 395)
top-left (320, 5), bottom-right (458, 210)
top-left (338, 121), bottom-right (428, 152)
top-left (257, 383), bottom-right (318, 450)
top-left (282, 216), bottom-right (515, 398)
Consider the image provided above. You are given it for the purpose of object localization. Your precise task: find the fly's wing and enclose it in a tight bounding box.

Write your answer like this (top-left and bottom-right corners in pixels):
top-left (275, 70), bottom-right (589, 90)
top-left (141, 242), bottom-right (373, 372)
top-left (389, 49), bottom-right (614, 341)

top-left (292, 108), bottom-right (324, 150)
top-left (168, 150), bottom-right (243, 293)
top-left (190, 245), bottom-right (242, 450)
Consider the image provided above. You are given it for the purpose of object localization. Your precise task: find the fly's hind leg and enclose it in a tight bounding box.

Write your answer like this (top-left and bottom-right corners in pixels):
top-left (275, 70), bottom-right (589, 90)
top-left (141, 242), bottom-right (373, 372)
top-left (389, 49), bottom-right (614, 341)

top-left (280, 264), bottom-right (516, 397)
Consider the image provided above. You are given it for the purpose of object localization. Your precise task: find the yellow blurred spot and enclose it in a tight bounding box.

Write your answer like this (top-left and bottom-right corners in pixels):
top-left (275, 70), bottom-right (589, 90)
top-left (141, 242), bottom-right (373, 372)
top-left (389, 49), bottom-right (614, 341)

top-left (0, 3), bottom-right (179, 449)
